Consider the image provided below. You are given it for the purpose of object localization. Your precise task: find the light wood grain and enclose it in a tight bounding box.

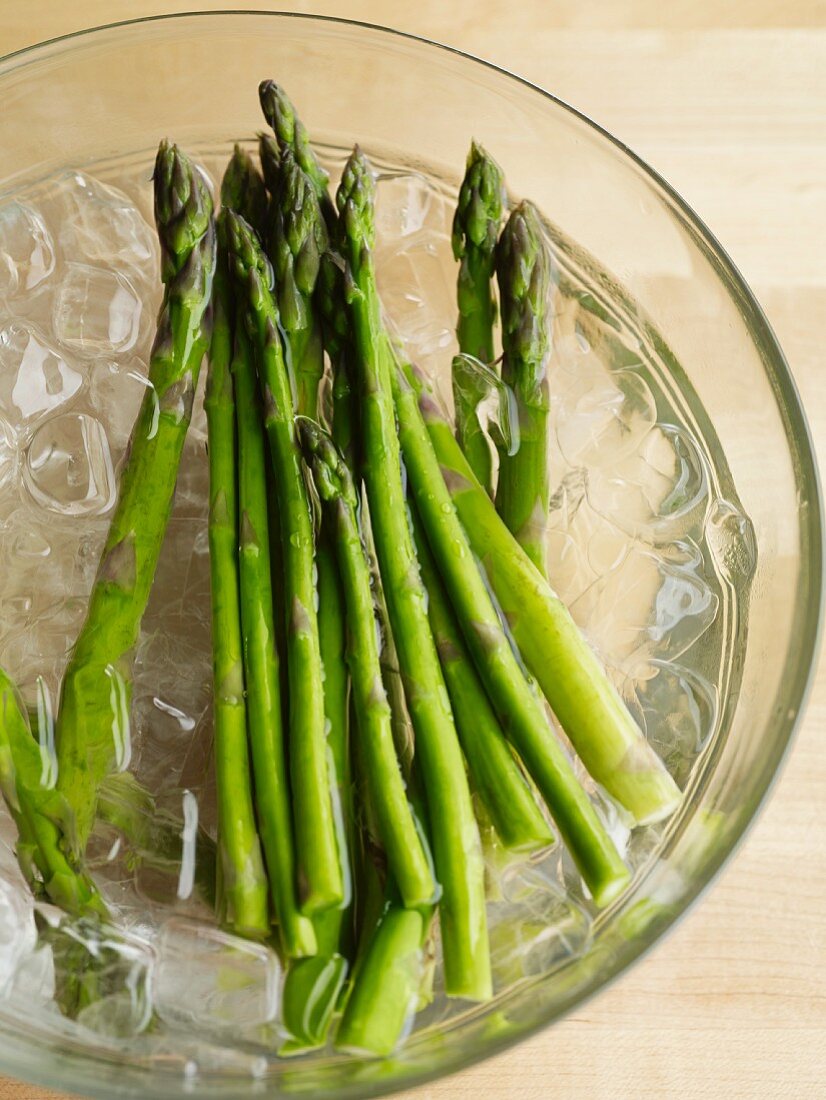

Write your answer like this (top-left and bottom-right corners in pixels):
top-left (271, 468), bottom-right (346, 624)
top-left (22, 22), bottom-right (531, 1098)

top-left (1, 5), bottom-right (825, 1099)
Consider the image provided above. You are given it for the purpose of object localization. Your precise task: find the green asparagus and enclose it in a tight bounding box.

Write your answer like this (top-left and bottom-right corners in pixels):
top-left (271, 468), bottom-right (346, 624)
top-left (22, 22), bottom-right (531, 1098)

top-left (336, 899), bottom-right (426, 1056)
top-left (451, 142), bottom-right (505, 494)
top-left (55, 142), bottom-right (215, 858)
top-left (258, 132), bottom-right (282, 198)
top-left (206, 216), bottom-right (269, 937)
top-left (220, 152), bottom-right (316, 955)
top-left (410, 510), bottom-right (553, 855)
top-left (336, 147), bottom-right (491, 1001)
top-left (279, 537), bottom-right (351, 1051)
top-left (267, 148), bottom-right (328, 419)
top-left (300, 419), bottom-right (436, 908)
top-left (393, 364), bottom-right (630, 906)
top-left (223, 208), bottom-right (344, 913)
top-left (0, 667), bottom-right (105, 916)
top-left (221, 143), bottom-right (268, 236)
top-left (495, 200), bottom-right (552, 575)
top-left (259, 79), bottom-right (335, 224)
top-left (406, 362), bottom-right (682, 825)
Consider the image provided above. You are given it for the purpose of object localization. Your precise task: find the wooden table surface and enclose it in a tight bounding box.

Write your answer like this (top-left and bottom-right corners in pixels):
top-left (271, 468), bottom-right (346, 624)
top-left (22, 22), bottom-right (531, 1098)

top-left (2, 3), bottom-right (825, 1098)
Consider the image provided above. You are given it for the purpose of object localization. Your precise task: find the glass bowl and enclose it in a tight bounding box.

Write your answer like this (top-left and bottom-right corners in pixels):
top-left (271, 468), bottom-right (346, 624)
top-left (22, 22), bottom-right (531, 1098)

top-left (0, 12), bottom-right (820, 1099)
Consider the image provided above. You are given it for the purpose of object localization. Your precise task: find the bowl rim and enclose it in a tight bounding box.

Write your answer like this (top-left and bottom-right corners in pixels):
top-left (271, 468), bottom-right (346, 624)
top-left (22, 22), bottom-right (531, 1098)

top-left (0, 10), bottom-right (823, 1100)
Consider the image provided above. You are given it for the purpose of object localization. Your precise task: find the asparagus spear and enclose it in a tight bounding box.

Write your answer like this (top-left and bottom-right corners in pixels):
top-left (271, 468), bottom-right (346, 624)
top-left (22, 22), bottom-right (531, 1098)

top-left (267, 148), bottom-right (328, 419)
top-left (406, 363), bottom-right (682, 826)
top-left (221, 143), bottom-right (268, 235)
top-left (336, 676), bottom-right (434, 1057)
top-left (258, 80), bottom-right (335, 224)
top-left (55, 143), bottom-right (215, 858)
top-left (318, 250), bottom-right (359, 469)
top-left (220, 152), bottom-right (316, 955)
top-left (336, 898), bottom-right (426, 1056)
top-left (0, 667), bottom-right (105, 916)
top-left (223, 209), bottom-right (343, 913)
top-left (258, 132), bottom-right (282, 197)
top-left (260, 81), bottom-right (358, 459)
top-left (279, 536), bottom-right (351, 1052)
top-left (206, 216), bottom-right (269, 937)
top-left (259, 107), bottom-right (356, 1024)
top-left (300, 419), bottom-right (436, 907)
top-left (336, 148), bottom-right (490, 1001)
top-left (393, 365), bottom-right (630, 906)
top-left (409, 510), bottom-right (552, 855)
top-left (494, 201), bottom-right (552, 575)
top-left (451, 142), bottom-right (505, 494)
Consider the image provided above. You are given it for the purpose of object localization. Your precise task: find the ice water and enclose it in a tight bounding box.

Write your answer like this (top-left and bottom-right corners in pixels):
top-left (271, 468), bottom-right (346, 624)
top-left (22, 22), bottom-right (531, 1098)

top-left (0, 147), bottom-right (755, 1064)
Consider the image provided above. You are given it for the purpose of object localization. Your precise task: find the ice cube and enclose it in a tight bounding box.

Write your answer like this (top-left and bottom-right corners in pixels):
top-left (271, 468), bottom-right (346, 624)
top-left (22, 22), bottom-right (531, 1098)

top-left (0, 322), bottom-right (85, 434)
top-left (0, 878), bottom-right (37, 996)
top-left (377, 230), bottom-right (457, 375)
top-left (0, 201), bottom-right (55, 299)
top-left (0, 419), bottom-right (15, 492)
top-left (89, 359), bottom-right (154, 455)
top-left (23, 413), bottom-right (116, 517)
top-left (154, 918), bottom-right (280, 1037)
top-left (587, 423), bottom-right (709, 542)
top-left (37, 917), bottom-right (153, 1036)
top-left (630, 659), bottom-right (718, 786)
top-left (53, 263), bottom-right (142, 358)
top-left (375, 171), bottom-right (447, 247)
top-left (571, 541), bottom-right (718, 669)
top-left (488, 859), bottom-right (591, 989)
top-left (553, 357), bottom-right (657, 469)
top-left (47, 171), bottom-right (157, 281)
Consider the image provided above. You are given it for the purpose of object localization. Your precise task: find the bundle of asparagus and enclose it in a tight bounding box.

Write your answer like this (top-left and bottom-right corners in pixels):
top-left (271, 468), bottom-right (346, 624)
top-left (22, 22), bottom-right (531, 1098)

top-left (0, 81), bottom-right (683, 1059)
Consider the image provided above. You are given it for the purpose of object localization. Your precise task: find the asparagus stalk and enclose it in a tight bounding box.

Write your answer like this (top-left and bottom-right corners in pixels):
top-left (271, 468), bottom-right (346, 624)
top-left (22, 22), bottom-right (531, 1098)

top-left (220, 152), bottom-right (316, 956)
top-left (406, 363), bottom-right (682, 825)
top-left (336, 678), bottom-right (434, 1057)
top-left (409, 510), bottom-right (553, 855)
top-left (336, 148), bottom-right (490, 1001)
top-left (279, 538), bottom-right (351, 1052)
top-left (259, 80), bottom-right (335, 224)
top-left (55, 143), bottom-right (215, 857)
top-left (268, 148), bottom-right (328, 419)
top-left (261, 82), bottom-right (358, 460)
top-left (259, 107), bottom-right (355, 1025)
top-left (494, 201), bottom-right (552, 575)
top-left (336, 899), bottom-right (426, 1056)
top-left (0, 667), bottom-right (105, 916)
top-left (258, 132), bottom-right (282, 197)
top-left (223, 209), bottom-right (343, 913)
top-left (318, 250), bottom-right (359, 470)
top-left (234, 325), bottom-right (316, 954)
top-left (451, 142), bottom-right (505, 494)
top-left (393, 365), bottom-right (630, 906)
top-left (221, 144), bottom-right (268, 236)
top-left (300, 419), bottom-right (436, 907)
top-left (206, 219), bottom-right (269, 937)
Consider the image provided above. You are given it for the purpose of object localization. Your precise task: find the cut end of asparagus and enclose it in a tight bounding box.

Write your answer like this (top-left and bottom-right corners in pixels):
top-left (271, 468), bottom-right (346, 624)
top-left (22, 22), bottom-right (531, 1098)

top-left (153, 140), bottom-right (213, 283)
top-left (592, 864), bottom-right (634, 910)
top-left (220, 144), bottom-right (268, 236)
top-left (451, 141), bottom-right (506, 262)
